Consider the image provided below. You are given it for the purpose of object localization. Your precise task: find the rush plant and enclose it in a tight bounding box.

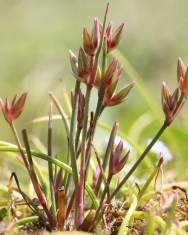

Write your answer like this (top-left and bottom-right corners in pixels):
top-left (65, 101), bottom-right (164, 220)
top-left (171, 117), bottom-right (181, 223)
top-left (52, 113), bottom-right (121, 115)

top-left (0, 3), bottom-right (188, 234)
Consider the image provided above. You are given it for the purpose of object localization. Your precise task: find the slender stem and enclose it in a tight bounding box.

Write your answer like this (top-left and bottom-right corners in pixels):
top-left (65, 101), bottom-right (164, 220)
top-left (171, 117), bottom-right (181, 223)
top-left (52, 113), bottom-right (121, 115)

top-left (76, 86), bottom-right (91, 225)
top-left (95, 122), bottom-right (118, 195)
top-left (48, 103), bottom-right (56, 218)
top-left (85, 35), bottom-right (107, 178)
top-left (75, 53), bottom-right (93, 227)
top-left (10, 172), bottom-right (37, 213)
top-left (68, 81), bottom-right (80, 185)
top-left (92, 143), bottom-right (110, 199)
top-left (95, 3), bottom-right (109, 60)
top-left (75, 127), bottom-right (81, 152)
top-left (85, 103), bottom-right (103, 168)
top-left (64, 81), bottom-right (80, 215)
top-left (80, 86), bottom-right (91, 175)
top-left (22, 129), bottom-right (56, 228)
top-left (10, 123), bottom-right (29, 170)
top-left (110, 122), bottom-right (167, 199)
top-left (49, 92), bottom-right (70, 137)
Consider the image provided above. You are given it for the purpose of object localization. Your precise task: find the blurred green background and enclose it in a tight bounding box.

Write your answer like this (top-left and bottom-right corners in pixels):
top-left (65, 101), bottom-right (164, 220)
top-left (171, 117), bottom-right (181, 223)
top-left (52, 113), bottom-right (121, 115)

top-left (1, 0), bottom-right (188, 182)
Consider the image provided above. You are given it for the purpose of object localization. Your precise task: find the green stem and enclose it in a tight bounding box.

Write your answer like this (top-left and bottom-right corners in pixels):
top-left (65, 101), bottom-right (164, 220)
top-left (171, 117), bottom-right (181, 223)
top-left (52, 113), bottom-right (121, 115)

top-left (110, 122), bottom-right (167, 199)
top-left (85, 103), bottom-right (103, 174)
top-left (80, 87), bottom-right (91, 172)
top-left (68, 81), bottom-right (80, 185)
top-left (95, 2), bottom-right (109, 60)
top-left (22, 129), bottom-right (56, 228)
top-left (49, 92), bottom-right (70, 137)
top-left (85, 34), bottom-right (107, 179)
top-left (48, 104), bottom-right (56, 218)
top-left (10, 123), bottom-right (29, 170)
top-left (75, 127), bottom-right (81, 152)
top-left (79, 86), bottom-right (92, 198)
top-left (75, 66), bottom-right (92, 226)
top-left (95, 122), bottom-right (118, 195)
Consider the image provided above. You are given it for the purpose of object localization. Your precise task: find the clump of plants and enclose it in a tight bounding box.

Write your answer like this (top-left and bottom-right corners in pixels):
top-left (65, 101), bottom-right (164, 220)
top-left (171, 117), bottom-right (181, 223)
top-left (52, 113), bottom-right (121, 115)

top-left (1, 3), bottom-right (188, 235)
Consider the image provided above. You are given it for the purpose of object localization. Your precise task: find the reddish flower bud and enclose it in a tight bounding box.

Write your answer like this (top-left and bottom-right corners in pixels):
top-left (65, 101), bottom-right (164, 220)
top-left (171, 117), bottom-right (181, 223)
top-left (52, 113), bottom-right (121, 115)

top-left (92, 18), bottom-right (100, 50)
top-left (83, 18), bottom-right (100, 56)
top-left (0, 93), bottom-right (27, 124)
top-left (161, 82), bottom-right (179, 124)
top-left (176, 58), bottom-right (188, 96)
top-left (78, 47), bottom-right (90, 79)
top-left (106, 82), bottom-right (135, 106)
top-left (179, 69), bottom-right (188, 96)
top-left (104, 81), bottom-right (134, 107)
top-left (104, 59), bottom-right (118, 85)
top-left (106, 22), bottom-right (113, 43)
top-left (105, 72), bottom-right (120, 99)
top-left (109, 140), bottom-right (130, 176)
top-left (106, 22), bottom-right (125, 53)
top-left (69, 48), bottom-right (90, 83)
top-left (177, 57), bottom-right (186, 82)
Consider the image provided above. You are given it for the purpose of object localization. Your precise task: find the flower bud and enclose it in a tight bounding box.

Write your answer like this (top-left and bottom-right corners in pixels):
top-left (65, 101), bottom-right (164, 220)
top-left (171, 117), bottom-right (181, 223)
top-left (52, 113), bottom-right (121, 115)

top-left (109, 140), bottom-right (130, 176)
top-left (161, 82), bottom-right (179, 124)
top-left (106, 22), bottom-right (113, 43)
top-left (106, 22), bottom-right (125, 53)
top-left (105, 72), bottom-right (120, 99)
top-left (177, 57), bottom-right (186, 82)
top-left (105, 82), bottom-right (135, 106)
top-left (0, 93), bottom-right (27, 124)
top-left (92, 18), bottom-right (100, 50)
top-left (69, 48), bottom-right (90, 83)
top-left (179, 68), bottom-right (188, 96)
top-left (78, 47), bottom-right (90, 79)
top-left (104, 59), bottom-right (118, 85)
top-left (83, 18), bottom-right (100, 56)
